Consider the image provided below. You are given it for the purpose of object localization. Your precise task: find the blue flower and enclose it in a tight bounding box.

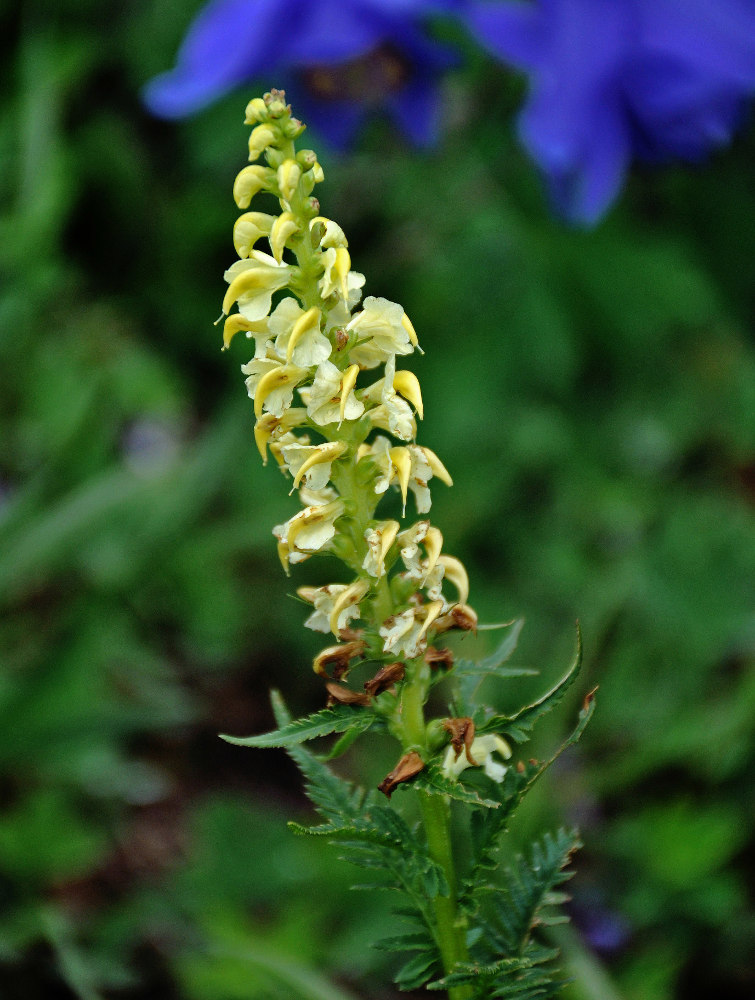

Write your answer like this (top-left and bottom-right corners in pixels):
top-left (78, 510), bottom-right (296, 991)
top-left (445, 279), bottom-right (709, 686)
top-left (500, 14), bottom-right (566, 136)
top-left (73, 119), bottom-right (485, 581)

top-left (144, 0), bottom-right (460, 148)
top-left (464, 0), bottom-right (755, 224)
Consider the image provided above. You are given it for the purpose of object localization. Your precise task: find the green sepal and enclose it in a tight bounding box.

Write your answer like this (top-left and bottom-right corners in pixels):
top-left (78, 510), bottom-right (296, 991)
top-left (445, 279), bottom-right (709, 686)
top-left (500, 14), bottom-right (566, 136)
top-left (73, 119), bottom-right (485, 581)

top-left (476, 623), bottom-right (583, 742)
top-left (219, 702), bottom-right (377, 748)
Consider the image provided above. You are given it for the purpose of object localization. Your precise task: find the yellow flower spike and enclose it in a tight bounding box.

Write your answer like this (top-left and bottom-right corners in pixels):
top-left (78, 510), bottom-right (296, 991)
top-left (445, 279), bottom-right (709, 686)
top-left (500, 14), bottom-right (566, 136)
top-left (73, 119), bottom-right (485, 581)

top-left (417, 600), bottom-right (445, 644)
top-left (401, 312), bottom-right (422, 352)
top-left (356, 443), bottom-right (371, 463)
top-left (421, 446), bottom-right (453, 487)
top-left (270, 211), bottom-right (300, 263)
top-left (233, 212), bottom-right (276, 258)
top-left (277, 159), bottom-right (302, 202)
top-left (222, 313), bottom-right (266, 350)
top-left (286, 306), bottom-right (321, 362)
top-left (437, 555), bottom-right (470, 606)
top-left (309, 216), bottom-right (348, 248)
top-left (421, 526), bottom-right (443, 584)
top-left (290, 441), bottom-right (347, 493)
top-left (248, 124), bottom-right (277, 161)
top-left (389, 447), bottom-right (412, 514)
top-left (233, 165), bottom-right (275, 208)
top-left (333, 246), bottom-right (351, 300)
top-left (339, 364), bottom-right (360, 426)
top-left (328, 579), bottom-right (370, 637)
top-left (393, 370), bottom-right (424, 420)
top-left (253, 364), bottom-right (306, 419)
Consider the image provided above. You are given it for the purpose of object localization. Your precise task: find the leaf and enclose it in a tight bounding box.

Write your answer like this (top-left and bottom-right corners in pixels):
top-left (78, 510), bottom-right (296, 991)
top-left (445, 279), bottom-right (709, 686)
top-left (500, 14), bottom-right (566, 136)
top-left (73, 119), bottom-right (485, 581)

top-left (454, 619), bottom-right (527, 677)
top-left (394, 951), bottom-right (440, 992)
top-left (372, 932), bottom-right (435, 954)
top-left (412, 763), bottom-right (500, 809)
top-left (477, 624), bottom-right (583, 743)
top-left (484, 829), bottom-right (582, 952)
top-left (270, 692), bottom-right (367, 824)
top-left (463, 690), bottom-right (595, 900)
top-left (220, 703), bottom-right (377, 749)
top-left (426, 955), bottom-right (533, 990)
top-left (453, 620), bottom-right (535, 712)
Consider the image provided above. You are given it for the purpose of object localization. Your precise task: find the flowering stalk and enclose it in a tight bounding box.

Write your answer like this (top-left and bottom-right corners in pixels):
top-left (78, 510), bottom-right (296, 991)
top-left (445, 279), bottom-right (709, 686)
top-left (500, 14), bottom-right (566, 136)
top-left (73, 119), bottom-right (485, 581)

top-left (220, 91), bottom-right (594, 999)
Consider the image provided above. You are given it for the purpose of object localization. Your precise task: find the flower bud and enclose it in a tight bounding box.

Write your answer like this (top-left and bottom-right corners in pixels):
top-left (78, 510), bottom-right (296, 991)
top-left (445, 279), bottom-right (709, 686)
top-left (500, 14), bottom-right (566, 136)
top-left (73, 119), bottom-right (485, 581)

top-left (233, 165), bottom-right (275, 208)
top-left (233, 212), bottom-right (276, 258)
top-left (264, 89), bottom-right (288, 116)
top-left (269, 211), bottom-right (300, 263)
top-left (277, 159), bottom-right (302, 203)
top-left (244, 97), bottom-right (268, 124)
top-left (248, 124), bottom-right (277, 162)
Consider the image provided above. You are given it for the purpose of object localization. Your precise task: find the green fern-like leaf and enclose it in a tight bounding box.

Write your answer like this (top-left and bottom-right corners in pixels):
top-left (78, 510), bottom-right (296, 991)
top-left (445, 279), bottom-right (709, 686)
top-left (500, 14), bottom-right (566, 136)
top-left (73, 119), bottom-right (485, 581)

top-left (427, 943), bottom-right (565, 999)
top-left (220, 702), bottom-right (378, 749)
top-left (413, 762), bottom-right (501, 809)
top-left (394, 951), bottom-right (441, 992)
top-left (485, 829), bottom-right (580, 954)
top-left (270, 691), bottom-right (366, 824)
top-left (464, 691), bottom-right (594, 903)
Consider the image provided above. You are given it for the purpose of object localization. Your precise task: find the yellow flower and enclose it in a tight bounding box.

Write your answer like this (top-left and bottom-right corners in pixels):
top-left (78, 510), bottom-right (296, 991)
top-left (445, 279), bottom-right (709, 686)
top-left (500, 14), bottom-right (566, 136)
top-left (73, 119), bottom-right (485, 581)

top-left (273, 499), bottom-right (344, 571)
top-left (222, 251), bottom-right (291, 321)
top-left (441, 735), bottom-right (512, 783)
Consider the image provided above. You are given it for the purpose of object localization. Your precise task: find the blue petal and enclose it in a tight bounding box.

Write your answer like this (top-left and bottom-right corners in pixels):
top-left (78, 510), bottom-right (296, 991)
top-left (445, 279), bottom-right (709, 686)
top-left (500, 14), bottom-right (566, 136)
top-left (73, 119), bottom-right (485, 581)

top-left (387, 75), bottom-right (443, 147)
top-left (143, 0), bottom-right (294, 118)
top-left (462, 1), bottom-right (545, 71)
top-left (286, 0), bottom-right (392, 65)
top-left (625, 54), bottom-right (749, 159)
top-left (292, 91), bottom-right (368, 150)
top-left (640, 0), bottom-right (755, 88)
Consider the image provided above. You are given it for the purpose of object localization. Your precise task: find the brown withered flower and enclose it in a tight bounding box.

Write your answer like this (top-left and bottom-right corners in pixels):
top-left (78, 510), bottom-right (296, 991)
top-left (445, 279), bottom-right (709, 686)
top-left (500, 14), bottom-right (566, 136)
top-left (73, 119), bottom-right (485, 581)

top-left (377, 750), bottom-right (425, 798)
top-left (312, 638), bottom-right (367, 679)
top-left (424, 645), bottom-right (454, 670)
top-left (325, 682), bottom-right (372, 707)
top-left (364, 661), bottom-right (405, 697)
top-left (442, 717), bottom-right (477, 765)
top-left (432, 603), bottom-right (478, 635)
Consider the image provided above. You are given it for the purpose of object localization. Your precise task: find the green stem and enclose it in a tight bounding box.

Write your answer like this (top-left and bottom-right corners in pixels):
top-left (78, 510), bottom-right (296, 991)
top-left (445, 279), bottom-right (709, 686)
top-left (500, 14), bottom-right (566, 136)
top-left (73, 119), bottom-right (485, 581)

top-left (401, 667), bottom-right (472, 1000)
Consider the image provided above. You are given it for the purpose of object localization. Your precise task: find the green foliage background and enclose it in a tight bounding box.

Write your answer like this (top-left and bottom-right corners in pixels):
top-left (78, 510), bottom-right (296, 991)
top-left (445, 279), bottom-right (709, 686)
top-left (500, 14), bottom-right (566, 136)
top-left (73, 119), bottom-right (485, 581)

top-left (1, 2), bottom-right (753, 998)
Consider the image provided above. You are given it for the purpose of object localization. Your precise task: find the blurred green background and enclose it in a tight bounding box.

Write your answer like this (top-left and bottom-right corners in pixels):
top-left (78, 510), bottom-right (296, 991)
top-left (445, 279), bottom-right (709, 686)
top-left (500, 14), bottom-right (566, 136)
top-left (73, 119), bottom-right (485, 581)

top-left (1, 2), bottom-right (754, 998)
